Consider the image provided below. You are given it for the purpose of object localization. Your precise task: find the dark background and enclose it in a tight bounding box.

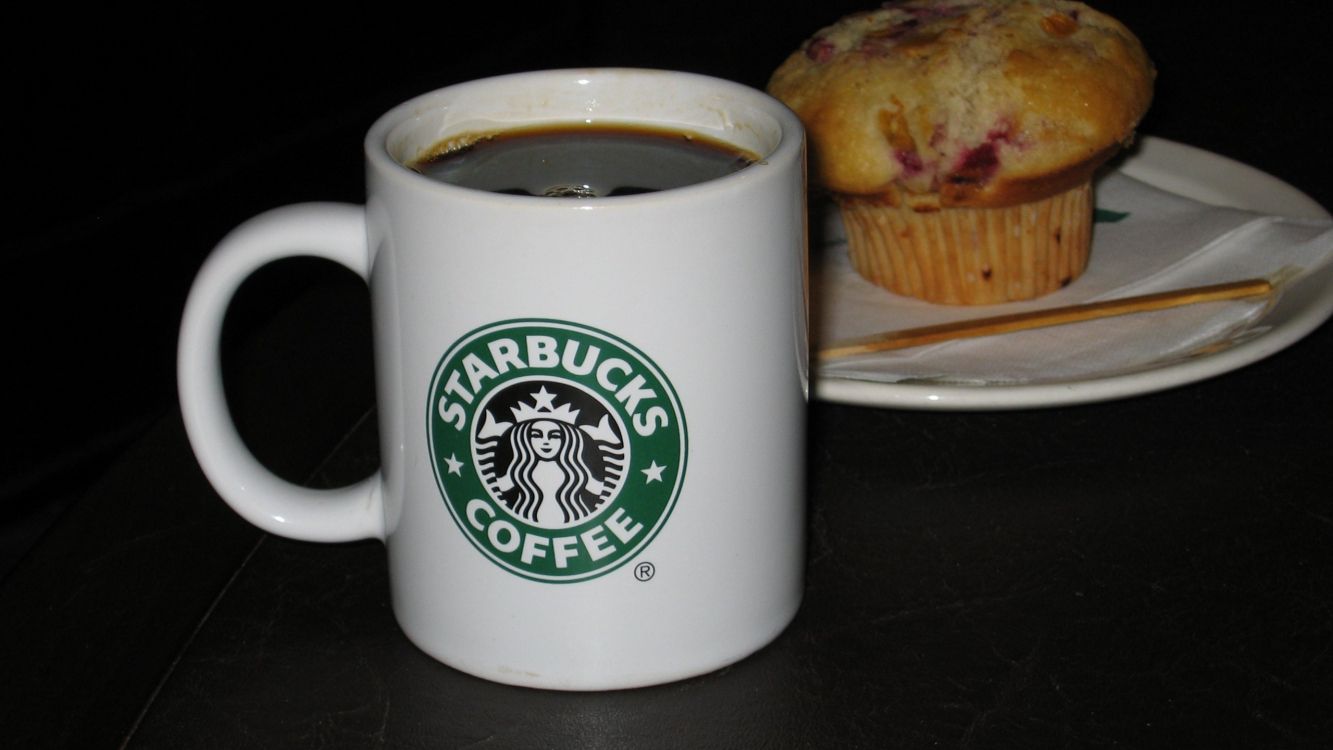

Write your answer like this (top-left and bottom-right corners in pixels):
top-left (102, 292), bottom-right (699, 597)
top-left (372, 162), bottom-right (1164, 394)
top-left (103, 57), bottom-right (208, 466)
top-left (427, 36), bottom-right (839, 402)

top-left (4, 4), bottom-right (1329, 557)
top-left (1, 4), bottom-right (1332, 746)
top-left (1, 3), bottom-right (870, 564)
top-left (4, 3), bottom-right (1330, 558)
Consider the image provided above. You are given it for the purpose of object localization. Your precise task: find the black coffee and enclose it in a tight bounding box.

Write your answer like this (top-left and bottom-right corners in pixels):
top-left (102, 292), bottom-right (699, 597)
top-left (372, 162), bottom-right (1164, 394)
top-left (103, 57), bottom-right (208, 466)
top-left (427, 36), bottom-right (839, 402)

top-left (408, 125), bottom-right (756, 198)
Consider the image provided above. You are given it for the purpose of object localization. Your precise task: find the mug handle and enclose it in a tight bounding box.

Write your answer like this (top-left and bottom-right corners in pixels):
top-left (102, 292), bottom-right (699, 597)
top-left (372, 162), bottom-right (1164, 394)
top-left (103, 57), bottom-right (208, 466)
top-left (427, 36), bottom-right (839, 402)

top-left (178, 203), bottom-right (384, 542)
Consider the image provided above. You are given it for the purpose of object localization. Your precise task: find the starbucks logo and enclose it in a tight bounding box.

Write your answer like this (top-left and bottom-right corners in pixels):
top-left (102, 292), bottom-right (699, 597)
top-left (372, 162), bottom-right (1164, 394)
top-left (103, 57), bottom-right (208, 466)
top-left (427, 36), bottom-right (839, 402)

top-left (427, 319), bottom-right (688, 582)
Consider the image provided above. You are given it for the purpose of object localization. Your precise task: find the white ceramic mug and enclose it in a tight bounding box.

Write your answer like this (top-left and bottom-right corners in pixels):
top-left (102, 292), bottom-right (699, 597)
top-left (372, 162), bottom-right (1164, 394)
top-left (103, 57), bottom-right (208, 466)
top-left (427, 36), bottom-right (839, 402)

top-left (178, 69), bottom-right (808, 690)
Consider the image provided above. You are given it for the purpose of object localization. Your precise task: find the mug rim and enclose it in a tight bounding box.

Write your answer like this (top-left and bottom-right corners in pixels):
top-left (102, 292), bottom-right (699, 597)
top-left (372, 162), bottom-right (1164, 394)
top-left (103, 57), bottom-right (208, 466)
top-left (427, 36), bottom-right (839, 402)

top-left (363, 68), bottom-right (804, 206)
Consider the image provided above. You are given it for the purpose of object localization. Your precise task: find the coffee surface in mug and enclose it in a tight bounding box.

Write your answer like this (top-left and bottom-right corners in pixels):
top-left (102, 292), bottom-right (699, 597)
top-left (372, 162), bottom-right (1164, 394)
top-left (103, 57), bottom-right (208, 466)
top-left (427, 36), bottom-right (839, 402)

top-left (408, 124), bottom-right (757, 198)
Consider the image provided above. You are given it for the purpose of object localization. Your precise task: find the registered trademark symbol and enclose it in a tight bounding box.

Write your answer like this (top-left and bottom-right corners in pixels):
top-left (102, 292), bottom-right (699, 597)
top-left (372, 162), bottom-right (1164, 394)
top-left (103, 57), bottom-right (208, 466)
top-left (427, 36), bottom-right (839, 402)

top-left (634, 562), bottom-right (656, 582)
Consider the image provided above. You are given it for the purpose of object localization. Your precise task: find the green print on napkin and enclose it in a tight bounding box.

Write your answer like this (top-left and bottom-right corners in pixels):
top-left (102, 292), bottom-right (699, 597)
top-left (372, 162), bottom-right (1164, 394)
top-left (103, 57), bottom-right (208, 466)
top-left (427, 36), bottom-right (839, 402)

top-left (1095, 208), bottom-right (1130, 223)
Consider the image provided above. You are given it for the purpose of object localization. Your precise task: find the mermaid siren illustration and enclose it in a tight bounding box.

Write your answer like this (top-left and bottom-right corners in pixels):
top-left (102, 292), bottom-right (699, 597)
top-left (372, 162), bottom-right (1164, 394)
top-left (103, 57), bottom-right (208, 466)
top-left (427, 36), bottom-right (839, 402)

top-left (475, 384), bottom-right (628, 529)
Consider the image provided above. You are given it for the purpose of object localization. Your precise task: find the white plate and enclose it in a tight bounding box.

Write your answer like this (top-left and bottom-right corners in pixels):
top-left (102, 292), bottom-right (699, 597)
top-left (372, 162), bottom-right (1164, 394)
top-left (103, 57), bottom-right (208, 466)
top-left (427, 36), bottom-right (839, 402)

top-left (812, 136), bottom-right (1333, 410)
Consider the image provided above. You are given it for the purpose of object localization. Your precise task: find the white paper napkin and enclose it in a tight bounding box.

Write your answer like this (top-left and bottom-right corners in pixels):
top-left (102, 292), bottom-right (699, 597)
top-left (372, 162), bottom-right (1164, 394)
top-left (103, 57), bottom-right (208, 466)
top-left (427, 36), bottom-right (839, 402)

top-left (815, 171), bottom-right (1333, 385)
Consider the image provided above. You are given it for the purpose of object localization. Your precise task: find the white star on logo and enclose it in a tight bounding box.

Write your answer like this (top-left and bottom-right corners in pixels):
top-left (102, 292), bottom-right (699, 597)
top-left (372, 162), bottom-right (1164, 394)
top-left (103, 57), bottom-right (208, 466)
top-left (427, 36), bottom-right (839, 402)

top-left (641, 461), bottom-right (667, 484)
top-left (445, 453), bottom-right (465, 476)
top-left (530, 386), bottom-right (558, 411)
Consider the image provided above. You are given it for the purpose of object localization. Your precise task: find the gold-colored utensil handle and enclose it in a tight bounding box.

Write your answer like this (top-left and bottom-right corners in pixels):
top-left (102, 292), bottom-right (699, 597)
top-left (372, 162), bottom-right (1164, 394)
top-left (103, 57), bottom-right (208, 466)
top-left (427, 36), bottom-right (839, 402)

top-left (819, 278), bottom-right (1274, 360)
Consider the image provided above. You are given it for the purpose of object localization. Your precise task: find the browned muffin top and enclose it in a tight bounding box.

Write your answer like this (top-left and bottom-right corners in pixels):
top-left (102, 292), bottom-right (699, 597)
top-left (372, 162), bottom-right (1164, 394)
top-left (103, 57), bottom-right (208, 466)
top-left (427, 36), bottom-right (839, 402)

top-left (768, 0), bottom-right (1154, 208)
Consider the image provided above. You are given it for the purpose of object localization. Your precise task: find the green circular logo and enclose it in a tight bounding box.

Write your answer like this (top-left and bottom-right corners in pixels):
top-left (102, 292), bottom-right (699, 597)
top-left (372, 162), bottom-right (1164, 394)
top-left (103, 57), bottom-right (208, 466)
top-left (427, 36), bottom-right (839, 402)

top-left (427, 319), bottom-right (688, 583)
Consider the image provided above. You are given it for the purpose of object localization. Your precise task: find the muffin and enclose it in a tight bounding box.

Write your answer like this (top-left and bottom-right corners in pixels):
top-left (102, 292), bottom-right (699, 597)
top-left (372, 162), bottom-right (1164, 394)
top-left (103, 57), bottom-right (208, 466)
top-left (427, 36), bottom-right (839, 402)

top-left (768, 0), bottom-right (1154, 304)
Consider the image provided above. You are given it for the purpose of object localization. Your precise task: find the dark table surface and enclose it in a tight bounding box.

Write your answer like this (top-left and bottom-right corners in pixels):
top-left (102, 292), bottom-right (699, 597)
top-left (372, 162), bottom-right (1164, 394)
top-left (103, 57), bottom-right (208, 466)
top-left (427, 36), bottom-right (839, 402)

top-left (3, 3), bottom-right (1332, 748)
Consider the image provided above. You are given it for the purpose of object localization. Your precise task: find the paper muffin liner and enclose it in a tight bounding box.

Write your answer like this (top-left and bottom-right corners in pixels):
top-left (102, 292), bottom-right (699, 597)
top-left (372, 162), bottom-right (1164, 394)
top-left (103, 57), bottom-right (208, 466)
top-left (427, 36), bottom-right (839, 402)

top-left (838, 181), bottom-right (1093, 305)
